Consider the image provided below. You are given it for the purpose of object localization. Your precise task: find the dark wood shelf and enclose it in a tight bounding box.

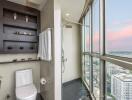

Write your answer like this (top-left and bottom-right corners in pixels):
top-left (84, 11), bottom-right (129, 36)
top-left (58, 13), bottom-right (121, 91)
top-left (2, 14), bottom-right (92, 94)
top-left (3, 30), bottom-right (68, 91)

top-left (0, 0), bottom-right (40, 54)
top-left (4, 18), bottom-right (37, 30)
top-left (3, 34), bottom-right (38, 42)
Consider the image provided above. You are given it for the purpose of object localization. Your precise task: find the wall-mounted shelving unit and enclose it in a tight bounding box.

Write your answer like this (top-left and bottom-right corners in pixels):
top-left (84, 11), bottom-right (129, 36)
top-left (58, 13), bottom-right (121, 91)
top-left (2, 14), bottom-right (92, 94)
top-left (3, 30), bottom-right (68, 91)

top-left (0, 0), bottom-right (40, 54)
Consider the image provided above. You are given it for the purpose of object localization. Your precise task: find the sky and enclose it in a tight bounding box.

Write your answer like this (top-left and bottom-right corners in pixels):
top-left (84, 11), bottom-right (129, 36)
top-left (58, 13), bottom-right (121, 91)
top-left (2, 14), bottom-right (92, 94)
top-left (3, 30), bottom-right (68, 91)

top-left (85, 0), bottom-right (132, 52)
top-left (106, 0), bottom-right (132, 52)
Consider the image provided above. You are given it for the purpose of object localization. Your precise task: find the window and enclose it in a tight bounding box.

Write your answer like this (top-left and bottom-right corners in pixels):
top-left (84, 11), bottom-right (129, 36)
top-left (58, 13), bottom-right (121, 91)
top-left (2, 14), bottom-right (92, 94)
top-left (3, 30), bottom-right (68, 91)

top-left (85, 11), bottom-right (90, 52)
top-left (82, 55), bottom-right (85, 80)
top-left (81, 0), bottom-right (132, 100)
top-left (105, 0), bottom-right (132, 58)
top-left (92, 0), bottom-right (100, 53)
top-left (81, 4), bottom-right (91, 88)
top-left (84, 55), bottom-right (90, 85)
top-left (106, 62), bottom-right (132, 100)
top-left (93, 58), bottom-right (100, 99)
top-left (82, 18), bottom-right (85, 52)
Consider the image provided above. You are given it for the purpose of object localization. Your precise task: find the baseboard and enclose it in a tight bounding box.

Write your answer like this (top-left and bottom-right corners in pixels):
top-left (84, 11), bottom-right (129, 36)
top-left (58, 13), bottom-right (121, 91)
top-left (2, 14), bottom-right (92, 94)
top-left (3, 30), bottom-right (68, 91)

top-left (63, 78), bottom-right (81, 87)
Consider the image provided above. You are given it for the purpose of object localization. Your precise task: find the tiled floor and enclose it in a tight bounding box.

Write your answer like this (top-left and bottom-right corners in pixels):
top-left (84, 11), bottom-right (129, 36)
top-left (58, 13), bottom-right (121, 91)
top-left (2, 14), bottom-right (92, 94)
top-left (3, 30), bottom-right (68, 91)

top-left (37, 79), bottom-right (91, 100)
top-left (62, 79), bottom-right (91, 100)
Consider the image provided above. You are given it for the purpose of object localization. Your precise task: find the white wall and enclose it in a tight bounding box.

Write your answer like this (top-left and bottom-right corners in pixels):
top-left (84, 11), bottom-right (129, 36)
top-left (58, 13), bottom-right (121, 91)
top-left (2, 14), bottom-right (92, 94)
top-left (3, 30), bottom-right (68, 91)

top-left (54, 0), bottom-right (61, 100)
top-left (62, 22), bottom-right (81, 83)
top-left (0, 54), bottom-right (40, 100)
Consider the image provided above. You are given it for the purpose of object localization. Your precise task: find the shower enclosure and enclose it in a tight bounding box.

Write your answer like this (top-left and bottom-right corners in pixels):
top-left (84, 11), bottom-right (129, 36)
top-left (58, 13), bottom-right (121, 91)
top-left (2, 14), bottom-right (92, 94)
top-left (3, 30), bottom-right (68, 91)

top-left (61, 19), bottom-right (90, 100)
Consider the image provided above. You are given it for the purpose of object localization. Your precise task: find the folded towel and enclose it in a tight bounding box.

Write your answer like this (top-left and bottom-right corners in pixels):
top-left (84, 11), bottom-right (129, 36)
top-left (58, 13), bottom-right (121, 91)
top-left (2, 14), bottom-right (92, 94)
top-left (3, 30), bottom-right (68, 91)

top-left (38, 28), bottom-right (52, 61)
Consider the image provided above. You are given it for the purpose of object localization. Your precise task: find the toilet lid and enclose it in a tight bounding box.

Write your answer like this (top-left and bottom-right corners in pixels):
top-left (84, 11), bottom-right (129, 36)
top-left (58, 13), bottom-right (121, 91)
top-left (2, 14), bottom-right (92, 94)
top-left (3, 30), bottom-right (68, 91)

top-left (16, 84), bottom-right (37, 99)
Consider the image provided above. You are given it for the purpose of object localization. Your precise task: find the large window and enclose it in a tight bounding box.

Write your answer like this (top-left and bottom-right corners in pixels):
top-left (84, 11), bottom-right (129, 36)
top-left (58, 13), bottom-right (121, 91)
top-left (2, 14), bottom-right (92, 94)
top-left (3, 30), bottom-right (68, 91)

top-left (81, 0), bottom-right (132, 100)
top-left (105, 0), bottom-right (132, 58)
top-left (82, 55), bottom-right (85, 80)
top-left (84, 55), bottom-right (90, 85)
top-left (93, 58), bottom-right (100, 100)
top-left (106, 62), bottom-right (132, 100)
top-left (82, 5), bottom-right (91, 87)
top-left (92, 0), bottom-right (100, 53)
top-left (82, 19), bottom-right (85, 52)
top-left (85, 11), bottom-right (90, 52)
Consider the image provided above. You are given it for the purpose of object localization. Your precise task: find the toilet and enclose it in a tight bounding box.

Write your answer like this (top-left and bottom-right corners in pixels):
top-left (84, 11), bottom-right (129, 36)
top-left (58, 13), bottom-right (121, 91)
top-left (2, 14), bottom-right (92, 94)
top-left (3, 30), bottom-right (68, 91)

top-left (15, 69), bottom-right (37, 100)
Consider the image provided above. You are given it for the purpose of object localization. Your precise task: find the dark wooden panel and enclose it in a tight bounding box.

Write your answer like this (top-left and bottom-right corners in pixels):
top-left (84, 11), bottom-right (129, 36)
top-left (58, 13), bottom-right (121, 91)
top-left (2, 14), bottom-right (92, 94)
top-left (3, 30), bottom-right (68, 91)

top-left (0, 0), bottom-right (4, 52)
top-left (0, 0), bottom-right (40, 53)
top-left (37, 14), bottom-right (41, 35)
top-left (3, 9), bottom-right (37, 23)
top-left (3, 0), bottom-right (40, 16)
top-left (3, 41), bottom-right (37, 53)
top-left (4, 26), bottom-right (37, 36)
top-left (3, 34), bottom-right (37, 42)
top-left (4, 17), bottom-right (37, 30)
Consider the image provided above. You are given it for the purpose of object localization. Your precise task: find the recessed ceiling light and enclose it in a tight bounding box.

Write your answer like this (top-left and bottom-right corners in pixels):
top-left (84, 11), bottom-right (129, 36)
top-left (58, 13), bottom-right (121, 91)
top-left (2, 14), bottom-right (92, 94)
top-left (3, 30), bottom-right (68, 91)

top-left (65, 13), bottom-right (70, 17)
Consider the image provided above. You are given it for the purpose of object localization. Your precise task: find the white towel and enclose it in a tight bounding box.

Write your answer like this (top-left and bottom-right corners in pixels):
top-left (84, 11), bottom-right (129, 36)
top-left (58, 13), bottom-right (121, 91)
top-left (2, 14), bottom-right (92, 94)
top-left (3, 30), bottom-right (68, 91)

top-left (38, 28), bottom-right (52, 61)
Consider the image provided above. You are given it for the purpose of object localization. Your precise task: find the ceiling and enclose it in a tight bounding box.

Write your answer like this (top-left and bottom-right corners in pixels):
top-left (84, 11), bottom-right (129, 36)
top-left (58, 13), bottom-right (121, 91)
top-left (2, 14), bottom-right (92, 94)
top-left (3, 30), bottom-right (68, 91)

top-left (61, 0), bottom-right (86, 22)
top-left (7, 0), bottom-right (47, 10)
top-left (7, 0), bottom-right (86, 22)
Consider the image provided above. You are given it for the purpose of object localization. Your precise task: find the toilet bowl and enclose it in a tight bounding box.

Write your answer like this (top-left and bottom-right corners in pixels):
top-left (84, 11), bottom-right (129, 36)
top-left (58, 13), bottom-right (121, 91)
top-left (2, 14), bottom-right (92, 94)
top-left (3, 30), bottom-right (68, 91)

top-left (15, 69), bottom-right (37, 100)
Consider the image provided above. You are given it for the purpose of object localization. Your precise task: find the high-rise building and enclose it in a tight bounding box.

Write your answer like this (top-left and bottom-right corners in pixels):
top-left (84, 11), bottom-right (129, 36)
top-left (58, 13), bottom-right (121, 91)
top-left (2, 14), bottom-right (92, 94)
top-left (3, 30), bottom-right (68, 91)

top-left (111, 73), bottom-right (132, 100)
top-left (107, 63), bottom-right (129, 77)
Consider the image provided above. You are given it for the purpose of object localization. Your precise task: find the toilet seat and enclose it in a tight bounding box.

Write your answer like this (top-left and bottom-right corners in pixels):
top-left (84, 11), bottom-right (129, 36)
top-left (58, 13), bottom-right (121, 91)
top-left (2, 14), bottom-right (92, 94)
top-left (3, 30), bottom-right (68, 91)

top-left (16, 84), bottom-right (37, 100)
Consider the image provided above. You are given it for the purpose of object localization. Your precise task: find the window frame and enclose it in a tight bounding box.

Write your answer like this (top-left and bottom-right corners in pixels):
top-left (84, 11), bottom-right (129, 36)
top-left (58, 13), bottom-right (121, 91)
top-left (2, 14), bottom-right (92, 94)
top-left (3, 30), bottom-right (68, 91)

top-left (81, 0), bottom-right (132, 100)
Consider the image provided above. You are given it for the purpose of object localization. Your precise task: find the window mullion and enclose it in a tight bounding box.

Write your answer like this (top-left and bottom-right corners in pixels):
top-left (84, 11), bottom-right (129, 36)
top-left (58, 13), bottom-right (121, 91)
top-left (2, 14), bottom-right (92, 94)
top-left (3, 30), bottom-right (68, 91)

top-left (99, 0), bottom-right (106, 100)
top-left (90, 4), bottom-right (93, 93)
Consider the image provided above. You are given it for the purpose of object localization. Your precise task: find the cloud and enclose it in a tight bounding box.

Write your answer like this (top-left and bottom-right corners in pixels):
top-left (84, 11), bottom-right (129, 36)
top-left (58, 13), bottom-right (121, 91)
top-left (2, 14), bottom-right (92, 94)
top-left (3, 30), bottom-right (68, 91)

top-left (107, 25), bottom-right (132, 41)
top-left (86, 32), bottom-right (100, 52)
top-left (93, 32), bottom-right (99, 52)
top-left (106, 25), bottom-right (132, 51)
top-left (85, 24), bottom-right (132, 52)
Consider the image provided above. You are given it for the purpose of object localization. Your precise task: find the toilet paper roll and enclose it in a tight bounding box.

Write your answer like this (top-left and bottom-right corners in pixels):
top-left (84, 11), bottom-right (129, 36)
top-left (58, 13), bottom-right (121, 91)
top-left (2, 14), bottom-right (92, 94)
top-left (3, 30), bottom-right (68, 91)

top-left (40, 78), bottom-right (47, 85)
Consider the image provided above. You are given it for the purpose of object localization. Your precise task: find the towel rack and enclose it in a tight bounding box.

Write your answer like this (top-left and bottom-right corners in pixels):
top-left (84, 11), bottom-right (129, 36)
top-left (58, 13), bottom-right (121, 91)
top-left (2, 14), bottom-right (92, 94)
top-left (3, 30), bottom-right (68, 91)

top-left (38, 28), bottom-right (52, 61)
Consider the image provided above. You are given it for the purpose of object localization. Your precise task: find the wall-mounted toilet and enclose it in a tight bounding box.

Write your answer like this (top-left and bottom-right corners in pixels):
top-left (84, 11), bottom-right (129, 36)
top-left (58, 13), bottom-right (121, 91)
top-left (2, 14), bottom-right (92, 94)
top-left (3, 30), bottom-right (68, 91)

top-left (15, 69), bottom-right (37, 100)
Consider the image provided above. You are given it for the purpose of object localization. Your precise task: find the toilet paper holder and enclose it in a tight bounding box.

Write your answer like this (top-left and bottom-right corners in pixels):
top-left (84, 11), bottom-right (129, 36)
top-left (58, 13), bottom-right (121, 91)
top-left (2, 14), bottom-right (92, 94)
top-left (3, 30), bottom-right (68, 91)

top-left (40, 78), bottom-right (47, 85)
